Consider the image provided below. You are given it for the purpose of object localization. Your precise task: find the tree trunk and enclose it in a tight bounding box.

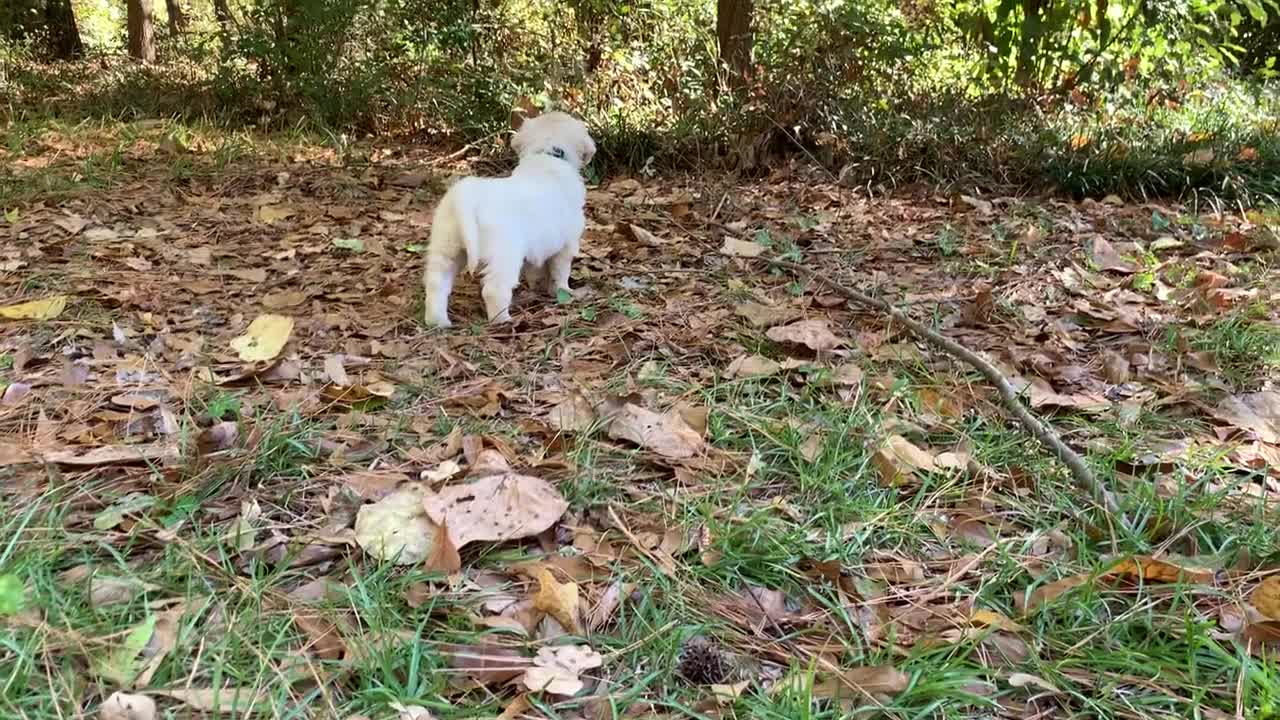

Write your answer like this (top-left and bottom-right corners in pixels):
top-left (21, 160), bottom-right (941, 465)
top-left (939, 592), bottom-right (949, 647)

top-left (716, 0), bottom-right (754, 89)
top-left (212, 0), bottom-right (235, 29)
top-left (164, 0), bottom-right (188, 34)
top-left (127, 0), bottom-right (156, 62)
top-left (43, 0), bottom-right (84, 59)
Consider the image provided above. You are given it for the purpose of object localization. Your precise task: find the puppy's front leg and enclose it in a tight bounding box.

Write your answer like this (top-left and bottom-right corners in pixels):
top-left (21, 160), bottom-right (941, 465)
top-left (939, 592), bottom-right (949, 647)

top-left (545, 246), bottom-right (575, 296)
top-left (482, 260), bottom-right (520, 324)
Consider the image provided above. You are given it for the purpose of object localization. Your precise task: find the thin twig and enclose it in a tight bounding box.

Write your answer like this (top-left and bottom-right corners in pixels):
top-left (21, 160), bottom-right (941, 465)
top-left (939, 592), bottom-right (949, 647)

top-left (765, 257), bottom-right (1128, 531)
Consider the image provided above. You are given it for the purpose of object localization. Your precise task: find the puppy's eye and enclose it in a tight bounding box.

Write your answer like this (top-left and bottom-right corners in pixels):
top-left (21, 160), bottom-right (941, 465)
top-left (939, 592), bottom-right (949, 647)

top-left (551, 147), bottom-right (566, 160)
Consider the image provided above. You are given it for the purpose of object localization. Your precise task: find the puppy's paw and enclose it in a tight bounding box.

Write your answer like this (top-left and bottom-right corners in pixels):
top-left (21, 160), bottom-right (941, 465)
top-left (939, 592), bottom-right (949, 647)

top-left (424, 313), bottom-right (453, 329)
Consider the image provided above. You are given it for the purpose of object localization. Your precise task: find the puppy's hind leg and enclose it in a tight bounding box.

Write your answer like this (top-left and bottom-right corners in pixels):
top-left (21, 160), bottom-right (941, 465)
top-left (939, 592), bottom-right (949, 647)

top-left (482, 256), bottom-right (521, 324)
top-left (544, 245), bottom-right (576, 296)
top-left (522, 261), bottom-right (547, 293)
top-left (423, 249), bottom-right (464, 328)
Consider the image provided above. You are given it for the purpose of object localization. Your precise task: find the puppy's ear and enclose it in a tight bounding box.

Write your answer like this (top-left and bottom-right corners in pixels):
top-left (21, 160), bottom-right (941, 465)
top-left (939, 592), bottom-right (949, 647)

top-left (580, 134), bottom-right (596, 166)
top-left (510, 96), bottom-right (541, 131)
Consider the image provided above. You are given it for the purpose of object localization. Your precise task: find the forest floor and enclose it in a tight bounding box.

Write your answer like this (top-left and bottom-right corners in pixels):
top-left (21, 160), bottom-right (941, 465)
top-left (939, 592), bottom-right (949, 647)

top-left (2, 119), bottom-right (1280, 719)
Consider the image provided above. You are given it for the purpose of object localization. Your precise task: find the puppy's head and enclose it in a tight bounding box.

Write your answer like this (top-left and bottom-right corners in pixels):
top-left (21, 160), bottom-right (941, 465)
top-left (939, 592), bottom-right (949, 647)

top-left (511, 111), bottom-right (595, 169)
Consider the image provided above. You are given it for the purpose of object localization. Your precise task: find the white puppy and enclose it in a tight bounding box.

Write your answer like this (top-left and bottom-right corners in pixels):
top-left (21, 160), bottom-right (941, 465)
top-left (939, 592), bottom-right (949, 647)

top-left (422, 111), bottom-right (596, 327)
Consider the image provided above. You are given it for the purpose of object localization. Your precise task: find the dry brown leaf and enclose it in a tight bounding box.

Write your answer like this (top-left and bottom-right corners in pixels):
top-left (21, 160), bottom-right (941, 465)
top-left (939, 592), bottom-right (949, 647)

top-left (1250, 576), bottom-right (1280, 620)
top-left (100, 692), bottom-right (157, 720)
top-left (1021, 555), bottom-right (1216, 613)
top-left (588, 580), bottom-right (634, 631)
top-left (766, 319), bottom-right (845, 352)
top-left (295, 613), bottom-right (346, 660)
top-left (1211, 391), bottom-right (1280, 443)
top-left (39, 443), bottom-right (180, 467)
top-left (873, 435), bottom-right (938, 485)
top-left (441, 642), bottom-right (532, 685)
top-left (727, 354), bottom-right (782, 378)
top-left (532, 567), bottom-right (582, 634)
top-left (547, 392), bottom-right (597, 433)
top-left (521, 645), bottom-right (603, 697)
top-left (1088, 237), bottom-right (1138, 273)
top-left (1108, 556), bottom-right (1216, 584)
top-left (604, 403), bottom-right (705, 459)
top-left (422, 473), bottom-right (567, 548)
top-left (154, 687), bottom-right (268, 713)
top-left (720, 237), bottom-right (766, 258)
top-left (734, 301), bottom-right (800, 328)
top-left (324, 355), bottom-right (351, 387)
top-left (809, 665), bottom-right (910, 706)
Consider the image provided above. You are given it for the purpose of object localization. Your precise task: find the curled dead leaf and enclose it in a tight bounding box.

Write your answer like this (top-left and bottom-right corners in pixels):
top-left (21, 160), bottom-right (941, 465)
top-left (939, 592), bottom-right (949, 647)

top-left (422, 473), bottom-right (567, 548)
top-left (532, 567), bottom-right (582, 634)
top-left (603, 403), bottom-right (705, 459)
top-left (766, 319), bottom-right (845, 352)
top-left (727, 354), bottom-right (782, 378)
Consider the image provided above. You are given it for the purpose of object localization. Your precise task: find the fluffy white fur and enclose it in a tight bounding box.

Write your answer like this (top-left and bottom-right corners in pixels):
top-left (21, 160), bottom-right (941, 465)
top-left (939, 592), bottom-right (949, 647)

top-left (422, 112), bottom-right (596, 327)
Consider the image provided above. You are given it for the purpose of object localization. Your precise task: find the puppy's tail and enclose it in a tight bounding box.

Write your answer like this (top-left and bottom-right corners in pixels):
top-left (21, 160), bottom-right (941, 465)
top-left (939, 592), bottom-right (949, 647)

top-left (456, 197), bottom-right (484, 276)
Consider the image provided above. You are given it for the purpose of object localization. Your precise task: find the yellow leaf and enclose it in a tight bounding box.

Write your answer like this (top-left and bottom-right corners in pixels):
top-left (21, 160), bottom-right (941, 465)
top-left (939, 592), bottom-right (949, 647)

top-left (1250, 576), bottom-right (1280, 620)
top-left (256, 204), bottom-right (296, 225)
top-left (229, 314), bottom-right (294, 362)
top-left (532, 567), bottom-right (581, 634)
top-left (0, 295), bottom-right (67, 320)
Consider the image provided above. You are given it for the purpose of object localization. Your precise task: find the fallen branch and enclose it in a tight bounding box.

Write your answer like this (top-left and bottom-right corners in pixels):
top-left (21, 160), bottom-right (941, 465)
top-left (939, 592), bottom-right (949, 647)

top-left (766, 257), bottom-right (1128, 529)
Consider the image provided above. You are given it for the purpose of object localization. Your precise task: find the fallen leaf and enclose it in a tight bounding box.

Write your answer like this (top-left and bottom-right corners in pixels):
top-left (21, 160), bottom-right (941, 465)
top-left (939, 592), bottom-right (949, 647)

top-left (441, 641), bottom-right (532, 685)
top-left (1008, 672), bottom-right (1059, 693)
top-left (153, 687), bottom-right (268, 713)
top-left (532, 567), bottom-right (582, 634)
top-left (0, 295), bottom-right (67, 320)
top-left (229, 314), bottom-right (294, 363)
top-left (1211, 391), bottom-right (1280, 444)
top-left (324, 355), bottom-right (351, 387)
top-left (710, 680), bottom-right (751, 704)
top-left (39, 443), bottom-right (180, 467)
top-left (720, 237), bottom-right (766, 258)
top-left (734, 301), bottom-right (799, 328)
top-left (521, 644), bottom-right (603, 696)
top-left (873, 435), bottom-right (938, 484)
top-left (1250, 576), bottom-right (1280, 620)
top-left (99, 692), bottom-right (157, 720)
top-left (588, 580), bottom-right (634, 631)
top-left (256, 204), bottom-right (295, 224)
top-left (1088, 237), bottom-right (1138, 273)
top-left (547, 392), bottom-right (597, 433)
top-left (727, 354), bottom-right (781, 378)
top-left (93, 493), bottom-right (156, 530)
top-left (391, 704), bottom-right (434, 720)
top-left (766, 319), bottom-right (845, 352)
top-left (135, 603), bottom-right (186, 687)
top-left (92, 614), bottom-right (158, 685)
top-left (295, 613), bottom-right (346, 660)
top-left (422, 473), bottom-right (568, 548)
top-left (603, 403), bottom-right (705, 459)
top-left (353, 485), bottom-right (438, 565)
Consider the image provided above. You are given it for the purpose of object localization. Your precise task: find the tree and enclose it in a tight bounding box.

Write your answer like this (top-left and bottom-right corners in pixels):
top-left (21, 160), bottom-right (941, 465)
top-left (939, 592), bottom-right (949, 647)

top-left (128, 0), bottom-right (156, 62)
top-left (6, 0), bottom-right (86, 59)
top-left (213, 0), bottom-right (235, 29)
top-left (165, 0), bottom-right (189, 34)
top-left (716, 0), bottom-right (754, 88)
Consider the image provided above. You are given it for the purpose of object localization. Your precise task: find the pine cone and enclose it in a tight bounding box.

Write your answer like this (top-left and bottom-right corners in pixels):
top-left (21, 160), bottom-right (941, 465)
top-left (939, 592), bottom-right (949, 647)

top-left (676, 636), bottom-right (730, 685)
